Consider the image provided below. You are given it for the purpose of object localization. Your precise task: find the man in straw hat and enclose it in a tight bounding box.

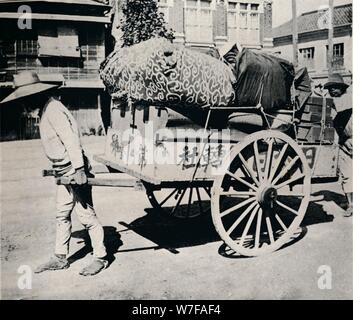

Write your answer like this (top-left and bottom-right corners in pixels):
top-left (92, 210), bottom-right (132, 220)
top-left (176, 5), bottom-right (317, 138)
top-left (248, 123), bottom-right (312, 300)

top-left (1, 71), bottom-right (109, 275)
top-left (324, 73), bottom-right (352, 217)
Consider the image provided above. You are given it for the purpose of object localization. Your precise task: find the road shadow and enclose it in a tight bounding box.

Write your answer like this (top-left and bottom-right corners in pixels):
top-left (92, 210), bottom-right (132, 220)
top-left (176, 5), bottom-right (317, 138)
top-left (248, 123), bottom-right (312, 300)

top-left (119, 206), bottom-right (219, 254)
top-left (122, 194), bottom-right (337, 258)
top-left (311, 190), bottom-right (348, 209)
top-left (301, 200), bottom-right (335, 227)
top-left (69, 226), bottom-right (123, 266)
top-left (218, 227), bottom-right (308, 259)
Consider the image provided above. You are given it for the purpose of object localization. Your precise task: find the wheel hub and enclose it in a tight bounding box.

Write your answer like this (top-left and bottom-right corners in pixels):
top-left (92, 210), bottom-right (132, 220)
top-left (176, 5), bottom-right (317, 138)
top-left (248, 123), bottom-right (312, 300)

top-left (256, 184), bottom-right (277, 208)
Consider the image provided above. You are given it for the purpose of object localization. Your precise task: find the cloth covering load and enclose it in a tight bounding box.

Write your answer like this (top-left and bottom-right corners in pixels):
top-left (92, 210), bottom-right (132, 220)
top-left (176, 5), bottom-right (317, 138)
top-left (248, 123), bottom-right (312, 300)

top-left (100, 38), bottom-right (302, 113)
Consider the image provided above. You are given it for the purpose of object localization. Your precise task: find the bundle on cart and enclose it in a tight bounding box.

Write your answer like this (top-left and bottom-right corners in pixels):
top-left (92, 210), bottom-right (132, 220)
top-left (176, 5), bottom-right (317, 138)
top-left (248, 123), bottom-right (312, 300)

top-left (100, 38), bottom-right (298, 114)
top-left (228, 48), bottom-right (295, 110)
top-left (100, 38), bottom-right (236, 110)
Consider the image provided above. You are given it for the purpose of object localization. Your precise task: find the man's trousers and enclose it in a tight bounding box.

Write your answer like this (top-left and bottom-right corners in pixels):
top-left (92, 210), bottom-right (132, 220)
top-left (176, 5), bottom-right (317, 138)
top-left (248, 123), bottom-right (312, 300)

top-left (339, 147), bottom-right (353, 194)
top-left (55, 184), bottom-right (107, 258)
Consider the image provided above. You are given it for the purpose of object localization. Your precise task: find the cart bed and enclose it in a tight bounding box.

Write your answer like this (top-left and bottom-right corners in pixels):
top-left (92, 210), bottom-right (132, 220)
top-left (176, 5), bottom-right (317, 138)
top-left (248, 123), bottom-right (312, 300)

top-left (94, 154), bottom-right (216, 186)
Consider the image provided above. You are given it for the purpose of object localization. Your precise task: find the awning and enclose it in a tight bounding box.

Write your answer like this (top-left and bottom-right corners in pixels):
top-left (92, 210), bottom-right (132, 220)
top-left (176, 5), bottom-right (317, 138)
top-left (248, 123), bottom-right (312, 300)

top-left (0, 0), bottom-right (110, 8)
top-left (63, 80), bottom-right (105, 89)
top-left (38, 73), bottom-right (65, 84)
top-left (0, 12), bottom-right (111, 23)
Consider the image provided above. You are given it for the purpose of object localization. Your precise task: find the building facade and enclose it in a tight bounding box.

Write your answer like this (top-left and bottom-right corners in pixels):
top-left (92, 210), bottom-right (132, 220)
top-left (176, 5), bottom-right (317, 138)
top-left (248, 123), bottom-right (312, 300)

top-left (0, 0), bottom-right (112, 140)
top-left (272, 3), bottom-right (352, 89)
top-left (113, 0), bottom-right (273, 51)
top-left (0, 0), bottom-right (274, 140)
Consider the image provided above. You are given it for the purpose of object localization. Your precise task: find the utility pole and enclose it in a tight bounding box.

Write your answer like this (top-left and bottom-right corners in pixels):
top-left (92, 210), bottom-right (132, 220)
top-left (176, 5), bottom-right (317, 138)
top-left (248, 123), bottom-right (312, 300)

top-left (327, 0), bottom-right (334, 76)
top-left (292, 0), bottom-right (298, 68)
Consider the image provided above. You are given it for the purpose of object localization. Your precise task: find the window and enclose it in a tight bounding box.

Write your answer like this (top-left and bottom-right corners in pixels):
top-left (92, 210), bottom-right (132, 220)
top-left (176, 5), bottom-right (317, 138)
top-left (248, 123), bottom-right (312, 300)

top-left (38, 26), bottom-right (80, 58)
top-left (227, 2), bottom-right (261, 44)
top-left (228, 2), bottom-right (236, 10)
top-left (239, 3), bottom-right (248, 29)
top-left (239, 12), bottom-right (247, 29)
top-left (16, 40), bottom-right (38, 56)
top-left (158, 0), bottom-right (171, 24)
top-left (299, 47), bottom-right (315, 69)
top-left (249, 3), bottom-right (259, 29)
top-left (227, 1), bottom-right (237, 42)
top-left (185, 0), bottom-right (213, 43)
top-left (250, 4), bottom-right (259, 11)
top-left (327, 43), bottom-right (344, 70)
top-left (333, 43), bottom-right (344, 57)
top-left (249, 13), bottom-right (259, 29)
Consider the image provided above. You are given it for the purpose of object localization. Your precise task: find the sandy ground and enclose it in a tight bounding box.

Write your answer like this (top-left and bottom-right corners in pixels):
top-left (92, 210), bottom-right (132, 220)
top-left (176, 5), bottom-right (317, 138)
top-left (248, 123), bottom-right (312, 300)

top-left (0, 136), bottom-right (352, 300)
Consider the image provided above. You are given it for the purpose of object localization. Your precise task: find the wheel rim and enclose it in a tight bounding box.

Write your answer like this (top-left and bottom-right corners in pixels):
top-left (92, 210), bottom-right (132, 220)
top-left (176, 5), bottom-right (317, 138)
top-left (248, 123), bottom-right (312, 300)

top-left (211, 130), bottom-right (311, 256)
top-left (145, 184), bottom-right (212, 219)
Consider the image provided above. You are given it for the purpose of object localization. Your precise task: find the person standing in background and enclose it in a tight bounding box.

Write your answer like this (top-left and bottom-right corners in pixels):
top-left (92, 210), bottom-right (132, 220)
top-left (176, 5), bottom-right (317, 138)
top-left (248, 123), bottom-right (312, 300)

top-left (324, 73), bottom-right (352, 217)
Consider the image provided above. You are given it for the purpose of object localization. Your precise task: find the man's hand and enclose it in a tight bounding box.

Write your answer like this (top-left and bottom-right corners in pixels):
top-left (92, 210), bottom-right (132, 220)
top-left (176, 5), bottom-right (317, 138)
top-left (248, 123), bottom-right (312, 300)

top-left (344, 139), bottom-right (353, 156)
top-left (72, 167), bottom-right (88, 185)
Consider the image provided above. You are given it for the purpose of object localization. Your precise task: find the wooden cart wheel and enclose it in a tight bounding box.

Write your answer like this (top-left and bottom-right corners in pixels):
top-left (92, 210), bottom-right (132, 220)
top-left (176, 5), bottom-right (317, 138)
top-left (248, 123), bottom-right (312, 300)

top-left (211, 130), bottom-right (311, 257)
top-left (144, 183), bottom-right (212, 219)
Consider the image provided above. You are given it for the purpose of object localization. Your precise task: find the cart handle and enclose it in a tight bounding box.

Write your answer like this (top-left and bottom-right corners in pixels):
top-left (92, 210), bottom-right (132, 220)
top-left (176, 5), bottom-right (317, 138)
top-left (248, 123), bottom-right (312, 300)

top-left (56, 176), bottom-right (138, 188)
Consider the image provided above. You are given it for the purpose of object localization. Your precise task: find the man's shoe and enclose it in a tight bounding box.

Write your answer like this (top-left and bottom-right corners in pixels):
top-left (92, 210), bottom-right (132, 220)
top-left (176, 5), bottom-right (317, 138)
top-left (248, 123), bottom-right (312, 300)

top-left (343, 205), bottom-right (353, 217)
top-left (79, 258), bottom-right (108, 276)
top-left (34, 255), bottom-right (69, 273)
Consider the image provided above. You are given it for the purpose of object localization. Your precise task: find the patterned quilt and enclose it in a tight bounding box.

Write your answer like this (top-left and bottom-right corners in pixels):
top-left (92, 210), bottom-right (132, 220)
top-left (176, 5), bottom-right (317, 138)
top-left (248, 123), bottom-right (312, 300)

top-left (100, 38), bottom-right (236, 109)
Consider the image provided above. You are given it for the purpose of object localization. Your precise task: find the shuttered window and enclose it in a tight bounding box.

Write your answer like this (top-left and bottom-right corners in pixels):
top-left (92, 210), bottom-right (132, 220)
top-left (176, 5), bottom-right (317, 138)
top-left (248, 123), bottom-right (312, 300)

top-left (299, 47), bottom-right (315, 70)
top-left (185, 0), bottom-right (213, 43)
top-left (38, 26), bottom-right (80, 58)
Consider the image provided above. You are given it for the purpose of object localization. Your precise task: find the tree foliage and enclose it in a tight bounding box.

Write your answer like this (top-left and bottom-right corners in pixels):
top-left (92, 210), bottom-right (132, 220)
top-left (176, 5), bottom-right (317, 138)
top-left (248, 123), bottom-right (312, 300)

top-left (121, 0), bottom-right (174, 47)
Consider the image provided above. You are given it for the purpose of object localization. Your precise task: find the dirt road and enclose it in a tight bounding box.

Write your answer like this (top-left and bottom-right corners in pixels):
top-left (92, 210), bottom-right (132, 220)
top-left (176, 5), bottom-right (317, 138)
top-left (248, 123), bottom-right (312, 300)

top-left (1, 137), bottom-right (352, 300)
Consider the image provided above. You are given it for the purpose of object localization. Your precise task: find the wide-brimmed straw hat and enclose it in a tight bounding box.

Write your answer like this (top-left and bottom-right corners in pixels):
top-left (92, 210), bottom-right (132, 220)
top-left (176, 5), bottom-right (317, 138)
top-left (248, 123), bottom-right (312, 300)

top-left (324, 73), bottom-right (349, 90)
top-left (1, 71), bottom-right (59, 104)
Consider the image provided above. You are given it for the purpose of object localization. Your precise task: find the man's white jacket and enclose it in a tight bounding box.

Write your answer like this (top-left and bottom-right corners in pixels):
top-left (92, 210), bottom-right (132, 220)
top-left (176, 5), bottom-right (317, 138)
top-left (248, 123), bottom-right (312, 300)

top-left (39, 97), bottom-right (84, 175)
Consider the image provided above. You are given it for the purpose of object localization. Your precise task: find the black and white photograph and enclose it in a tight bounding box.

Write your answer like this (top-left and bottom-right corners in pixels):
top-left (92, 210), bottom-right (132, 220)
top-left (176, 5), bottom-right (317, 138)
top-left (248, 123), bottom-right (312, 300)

top-left (0, 0), bottom-right (352, 302)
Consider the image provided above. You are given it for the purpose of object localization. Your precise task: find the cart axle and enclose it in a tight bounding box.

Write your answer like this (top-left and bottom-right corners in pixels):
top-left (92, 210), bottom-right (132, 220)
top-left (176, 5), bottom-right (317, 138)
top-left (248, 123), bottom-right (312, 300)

top-left (256, 184), bottom-right (278, 208)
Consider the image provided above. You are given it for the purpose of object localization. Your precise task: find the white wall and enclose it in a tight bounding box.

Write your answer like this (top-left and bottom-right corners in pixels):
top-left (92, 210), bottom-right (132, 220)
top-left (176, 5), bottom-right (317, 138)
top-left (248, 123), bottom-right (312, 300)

top-left (274, 36), bottom-right (352, 76)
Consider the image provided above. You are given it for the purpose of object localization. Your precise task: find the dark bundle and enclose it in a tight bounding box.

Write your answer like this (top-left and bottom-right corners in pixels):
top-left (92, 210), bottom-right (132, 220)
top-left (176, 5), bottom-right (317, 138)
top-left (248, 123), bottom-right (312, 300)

top-left (227, 49), bottom-right (295, 111)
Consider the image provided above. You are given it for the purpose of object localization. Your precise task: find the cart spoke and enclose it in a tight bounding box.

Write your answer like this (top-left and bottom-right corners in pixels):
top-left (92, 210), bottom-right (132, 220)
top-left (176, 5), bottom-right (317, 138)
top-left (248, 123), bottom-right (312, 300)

top-left (220, 191), bottom-right (257, 197)
top-left (186, 187), bottom-right (193, 218)
top-left (254, 208), bottom-right (263, 248)
top-left (275, 213), bottom-right (288, 231)
top-left (276, 200), bottom-right (299, 216)
top-left (238, 153), bottom-right (260, 186)
top-left (275, 173), bottom-right (305, 190)
top-left (220, 196), bottom-right (256, 218)
top-left (253, 141), bottom-right (263, 182)
top-left (159, 188), bottom-right (179, 207)
top-left (171, 187), bottom-right (187, 216)
top-left (227, 201), bottom-right (258, 236)
top-left (196, 187), bottom-right (204, 215)
top-left (226, 170), bottom-right (257, 191)
top-left (269, 143), bottom-right (288, 183)
top-left (272, 156), bottom-right (300, 185)
top-left (277, 191), bottom-right (305, 197)
top-left (239, 205), bottom-right (259, 246)
top-left (265, 215), bottom-right (275, 244)
top-left (264, 138), bottom-right (274, 181)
